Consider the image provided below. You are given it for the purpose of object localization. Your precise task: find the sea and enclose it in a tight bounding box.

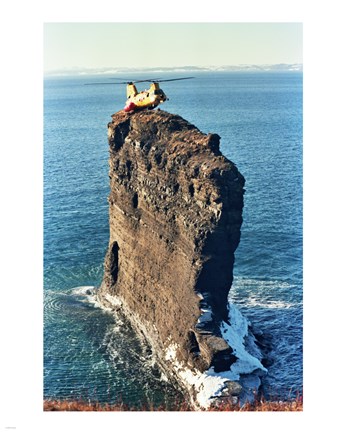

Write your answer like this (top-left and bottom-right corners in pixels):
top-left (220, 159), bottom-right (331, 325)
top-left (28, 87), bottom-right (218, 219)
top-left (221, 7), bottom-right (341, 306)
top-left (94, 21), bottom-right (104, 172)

top-left (44, 71), bottom-right (303, 407)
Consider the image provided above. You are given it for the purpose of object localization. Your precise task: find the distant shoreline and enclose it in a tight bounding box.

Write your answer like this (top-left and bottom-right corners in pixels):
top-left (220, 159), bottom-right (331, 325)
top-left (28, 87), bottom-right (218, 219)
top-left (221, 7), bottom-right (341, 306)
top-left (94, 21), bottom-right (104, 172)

top-left (44, 64), bottom-right (303, 78)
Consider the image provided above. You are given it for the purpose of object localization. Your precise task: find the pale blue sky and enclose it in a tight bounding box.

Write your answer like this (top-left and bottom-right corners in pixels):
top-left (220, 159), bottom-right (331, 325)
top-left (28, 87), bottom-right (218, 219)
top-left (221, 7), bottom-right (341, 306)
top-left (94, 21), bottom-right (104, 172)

top-left (44, 23), bottom-right (302, 73)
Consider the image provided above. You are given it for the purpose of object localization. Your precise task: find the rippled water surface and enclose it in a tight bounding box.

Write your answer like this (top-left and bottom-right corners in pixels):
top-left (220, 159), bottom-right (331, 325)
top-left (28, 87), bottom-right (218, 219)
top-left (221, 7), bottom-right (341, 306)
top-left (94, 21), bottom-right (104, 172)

top-left (44, 72), bottom-right (302, 405)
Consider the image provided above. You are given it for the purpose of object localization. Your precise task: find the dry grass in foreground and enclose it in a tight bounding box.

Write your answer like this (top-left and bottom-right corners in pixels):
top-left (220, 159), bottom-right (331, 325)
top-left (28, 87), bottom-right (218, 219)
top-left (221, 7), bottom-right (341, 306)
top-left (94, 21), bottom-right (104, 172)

top-left (44, 396), bottom-right (303, 412)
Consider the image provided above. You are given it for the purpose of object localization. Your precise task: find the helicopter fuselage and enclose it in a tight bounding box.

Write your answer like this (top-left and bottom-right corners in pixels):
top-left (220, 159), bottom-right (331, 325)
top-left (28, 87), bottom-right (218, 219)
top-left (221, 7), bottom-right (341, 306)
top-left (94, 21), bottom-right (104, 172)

top-left (124, 82), bottom-right (168, 112)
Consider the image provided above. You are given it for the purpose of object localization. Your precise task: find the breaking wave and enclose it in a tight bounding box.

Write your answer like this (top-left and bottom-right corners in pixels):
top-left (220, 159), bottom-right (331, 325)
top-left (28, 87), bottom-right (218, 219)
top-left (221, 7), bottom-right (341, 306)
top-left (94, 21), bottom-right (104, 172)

top-left (229, 276), bottom-right (303, 399)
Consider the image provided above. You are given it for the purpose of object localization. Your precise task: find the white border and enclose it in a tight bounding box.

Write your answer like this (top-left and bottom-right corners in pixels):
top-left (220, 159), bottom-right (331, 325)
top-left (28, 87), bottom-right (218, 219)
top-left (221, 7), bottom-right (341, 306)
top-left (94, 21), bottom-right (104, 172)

top-left (2, 1), bottom-right (345, 430)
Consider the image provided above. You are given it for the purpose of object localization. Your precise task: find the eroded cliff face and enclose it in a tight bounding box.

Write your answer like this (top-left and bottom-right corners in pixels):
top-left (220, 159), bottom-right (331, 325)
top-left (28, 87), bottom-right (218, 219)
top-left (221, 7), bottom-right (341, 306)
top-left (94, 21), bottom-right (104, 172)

top-left (98, 109), bottom-right (246, 407)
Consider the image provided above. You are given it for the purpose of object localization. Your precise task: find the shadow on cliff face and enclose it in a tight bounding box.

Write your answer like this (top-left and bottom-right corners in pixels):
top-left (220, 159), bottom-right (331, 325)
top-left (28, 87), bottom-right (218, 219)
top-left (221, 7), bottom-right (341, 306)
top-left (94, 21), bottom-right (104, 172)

top-left (109, 241), bottom-right (119, 286)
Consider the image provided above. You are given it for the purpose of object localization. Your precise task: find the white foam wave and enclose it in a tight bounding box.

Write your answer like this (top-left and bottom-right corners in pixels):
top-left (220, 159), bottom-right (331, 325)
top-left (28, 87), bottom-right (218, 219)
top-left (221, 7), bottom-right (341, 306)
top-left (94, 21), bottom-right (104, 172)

top-left (233, 276), bottom-right (296, 290)
top-left (230, 277), bottom-right (302, 309)
top-left (220, 303), bottom-right (267, 378)
top-left (246, 296), bottom-right (297, 309)
top-left (70, 286), bottom-right (101, 308)
top-left (71, 285), bottom-right (95, 295)
top-left (164, 342), bottom-right (229, 408)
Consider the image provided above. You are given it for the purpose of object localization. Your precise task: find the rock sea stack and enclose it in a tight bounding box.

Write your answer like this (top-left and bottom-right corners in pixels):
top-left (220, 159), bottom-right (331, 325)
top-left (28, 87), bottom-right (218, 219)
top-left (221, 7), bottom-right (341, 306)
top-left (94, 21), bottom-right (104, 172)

top-left (97, 109), bottom-right (249, 408)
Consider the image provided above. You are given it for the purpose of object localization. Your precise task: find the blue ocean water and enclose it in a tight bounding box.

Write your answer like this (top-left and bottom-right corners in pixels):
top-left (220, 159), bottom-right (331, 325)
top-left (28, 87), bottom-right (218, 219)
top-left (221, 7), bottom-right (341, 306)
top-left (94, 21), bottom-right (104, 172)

top-left (44, 72), bottom-right (302, 405)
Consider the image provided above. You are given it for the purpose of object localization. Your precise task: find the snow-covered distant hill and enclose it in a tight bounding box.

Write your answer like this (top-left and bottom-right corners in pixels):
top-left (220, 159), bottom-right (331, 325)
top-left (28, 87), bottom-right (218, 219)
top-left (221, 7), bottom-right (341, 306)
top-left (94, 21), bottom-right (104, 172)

top-left (44, 63), bottom-right (303, 77)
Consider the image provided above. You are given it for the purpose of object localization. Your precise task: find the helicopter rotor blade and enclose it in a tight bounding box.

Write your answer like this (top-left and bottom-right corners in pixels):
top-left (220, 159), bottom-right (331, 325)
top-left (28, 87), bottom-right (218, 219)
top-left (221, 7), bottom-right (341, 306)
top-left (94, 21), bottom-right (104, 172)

top-left (107, 76), bottom-right (195, 83)
top-left (84, 82), bottom-right (122, 85)
top-left (153, 77), bottom-right (195, 83)
top-left (131, 78), bottom-right (162, 83)
top-left (84, 78), bottom-right (161, 85)
top-left (84, 76), bottom-right (195, 86)
top-left (122, 77), bottom-right (195, 83)
top-left (108, 77), bottom-right (161, 83)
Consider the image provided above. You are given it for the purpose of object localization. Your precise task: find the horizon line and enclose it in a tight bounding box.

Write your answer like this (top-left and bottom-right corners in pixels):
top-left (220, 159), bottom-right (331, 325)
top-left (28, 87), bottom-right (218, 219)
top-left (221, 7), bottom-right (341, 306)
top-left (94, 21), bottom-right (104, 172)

top-left (44, 63), bottom-right (303, 77)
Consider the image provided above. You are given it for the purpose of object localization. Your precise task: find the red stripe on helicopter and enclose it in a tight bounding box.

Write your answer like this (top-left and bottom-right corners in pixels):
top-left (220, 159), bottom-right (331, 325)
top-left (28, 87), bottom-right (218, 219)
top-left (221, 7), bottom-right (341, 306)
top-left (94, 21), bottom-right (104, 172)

top-left (124, 102), bottom-right (136, 112)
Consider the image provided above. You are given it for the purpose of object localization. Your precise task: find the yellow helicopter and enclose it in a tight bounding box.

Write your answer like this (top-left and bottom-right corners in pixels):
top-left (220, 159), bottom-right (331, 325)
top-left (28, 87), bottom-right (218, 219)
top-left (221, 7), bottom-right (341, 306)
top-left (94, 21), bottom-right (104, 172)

top-left (86, 77), bottom-right (194, 112)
